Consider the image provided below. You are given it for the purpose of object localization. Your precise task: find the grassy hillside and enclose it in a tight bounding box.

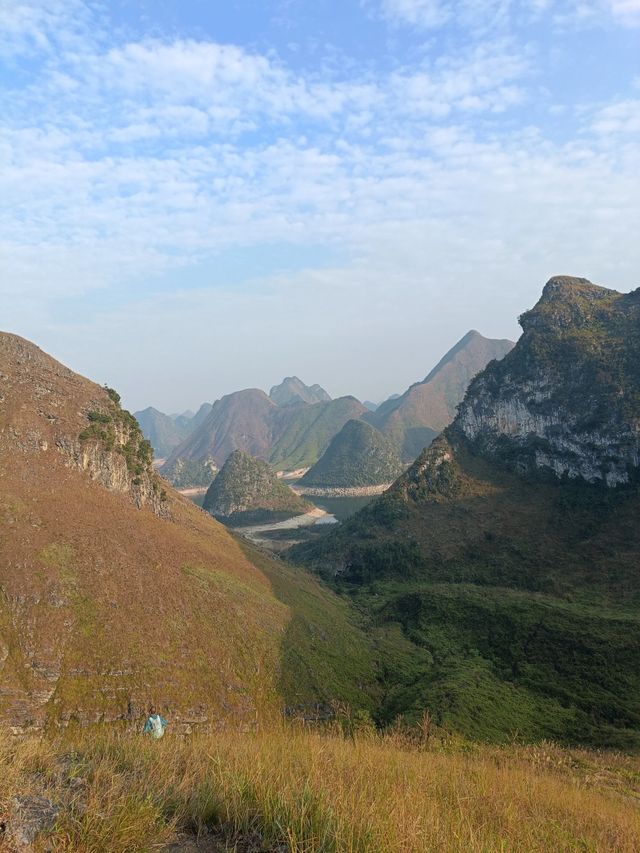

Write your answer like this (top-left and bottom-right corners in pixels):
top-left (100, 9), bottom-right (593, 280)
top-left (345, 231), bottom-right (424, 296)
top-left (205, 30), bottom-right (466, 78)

top-left (2, 725), bottom-right (639, 852)
top-left (0, 332), bottom-right (375, 732)
top-left (269, 396), bottom-right (367, 472)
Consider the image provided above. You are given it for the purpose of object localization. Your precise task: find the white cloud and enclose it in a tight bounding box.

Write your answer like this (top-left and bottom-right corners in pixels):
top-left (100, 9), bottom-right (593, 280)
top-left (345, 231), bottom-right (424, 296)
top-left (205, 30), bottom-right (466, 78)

top-left (377, 0), bottom-right (451, 28)
top-left (608, 0), bottom-right (640, 24)
top-left (373, 0), bottom-right (640, 30)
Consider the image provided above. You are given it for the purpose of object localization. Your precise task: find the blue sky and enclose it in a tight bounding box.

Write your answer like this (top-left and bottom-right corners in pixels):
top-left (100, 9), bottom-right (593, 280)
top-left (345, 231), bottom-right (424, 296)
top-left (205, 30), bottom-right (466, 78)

top-left (1, 0), bottom-right (639, 411)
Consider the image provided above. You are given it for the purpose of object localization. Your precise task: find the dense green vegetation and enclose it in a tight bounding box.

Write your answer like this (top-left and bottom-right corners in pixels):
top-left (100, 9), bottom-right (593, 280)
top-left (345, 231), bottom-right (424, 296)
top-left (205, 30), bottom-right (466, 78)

top-left (204, 450), bottom-right (312, 524)
top-left (292, 437), bottom-right (640, 747)
top-left (300, 419), bottom-right (404, 488)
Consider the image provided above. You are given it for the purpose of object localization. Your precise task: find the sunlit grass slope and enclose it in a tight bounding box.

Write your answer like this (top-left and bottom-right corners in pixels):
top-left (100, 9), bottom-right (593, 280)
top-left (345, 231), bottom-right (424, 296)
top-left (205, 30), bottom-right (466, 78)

top-left (1, 725), bottom-right (639, 852)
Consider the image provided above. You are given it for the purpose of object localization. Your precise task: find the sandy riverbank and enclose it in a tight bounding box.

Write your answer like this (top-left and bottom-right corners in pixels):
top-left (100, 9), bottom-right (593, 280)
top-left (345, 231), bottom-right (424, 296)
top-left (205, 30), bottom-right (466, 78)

top-left (178, 486), bottom-right (208, 497)
top-left (292, 483), bottom-right (392, 497)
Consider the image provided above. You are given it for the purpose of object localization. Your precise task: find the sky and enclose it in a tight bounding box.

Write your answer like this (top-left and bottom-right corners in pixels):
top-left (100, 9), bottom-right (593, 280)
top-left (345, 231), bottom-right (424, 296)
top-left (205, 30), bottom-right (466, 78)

top-left (1, 0), bottom-right (639, 412)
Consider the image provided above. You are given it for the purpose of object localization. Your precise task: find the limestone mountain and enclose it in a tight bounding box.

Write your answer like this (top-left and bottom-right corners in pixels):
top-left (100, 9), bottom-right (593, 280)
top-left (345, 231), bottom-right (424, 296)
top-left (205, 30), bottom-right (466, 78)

top-left (291, 277), bottom-right (640, 748)
top-left (455, 277), bottom-right (640, 485)
top-left (162, 392), bottom-right (366, 487)
top-left (135, 402), bottom-right (213, 459)
top-left (268, 396), bottom-right (367, 472)
top-left (134, 406), bottom-right (188, 458)
top-left (0, 332), bottom-right (375, 731)
top-left (161, 389), bottom-right (277, 486)
top-left (269, 376), bottom-right (331, 406)
top-left (299, 419), bottom-right (405, 490)
top-left (172, 409), bottom-right (195, 431)
top-left (365, 331), bottom-right (514, 461)
top-left (203, 450), bottom-right (313, 524)
top-left (189, 401), bottom-right (213, 430)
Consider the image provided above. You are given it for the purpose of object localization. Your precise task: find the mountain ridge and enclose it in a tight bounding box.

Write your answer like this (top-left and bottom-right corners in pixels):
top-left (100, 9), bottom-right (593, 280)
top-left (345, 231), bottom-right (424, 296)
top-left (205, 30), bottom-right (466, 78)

top-left (269, 376), bottom-right (331, 406)
top-left (365, 330), bottom-right (515, 460)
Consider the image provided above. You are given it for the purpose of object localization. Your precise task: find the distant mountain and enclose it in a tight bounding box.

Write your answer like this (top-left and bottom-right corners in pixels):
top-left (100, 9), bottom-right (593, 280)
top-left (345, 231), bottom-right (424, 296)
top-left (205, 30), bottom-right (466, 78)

top-left (203, 450), bottom-right (312, 524)
top-left (269, 376), bottom-right (331, 406)
top-left (162, 392), bottom-right (366, 487)
top-left (292, 277), bottom-right (640, 748)
top-left (172, 409), bottom-right (195, 431)
top-left (363, 401), bottom-right (379, 412)
top-left (269, 396), bottom-right (367, 472)
top-left (162, 389), bottom-right (278, 486)
top-left (189, 401), bottom-right (213, 430)
top-left (365, 331), bottom-right (514, 461)
top-left (135, 402), bottom-right (214, 459)
top-left (299, 419), bottom-right (404, 489)
top-left (133, 406), bottom-right (187, 457)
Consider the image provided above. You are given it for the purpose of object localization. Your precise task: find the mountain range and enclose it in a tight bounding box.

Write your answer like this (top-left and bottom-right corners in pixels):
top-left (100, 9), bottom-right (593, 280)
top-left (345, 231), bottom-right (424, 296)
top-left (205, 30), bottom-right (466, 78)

top-left (161, 390), bottom-right (366, 487)
top-left (291, 277), bottom-right (640, 748)
top-left (2, 274), bottom-right (639, 751)
top-left (154, 333), bottom-right (513, 488)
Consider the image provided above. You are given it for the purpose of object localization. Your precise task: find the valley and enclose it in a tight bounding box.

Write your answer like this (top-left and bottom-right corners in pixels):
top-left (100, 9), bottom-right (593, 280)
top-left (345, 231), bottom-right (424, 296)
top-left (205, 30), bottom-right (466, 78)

top-left (2, 275), bottom-right (639, 850)
top-left (4, 0), bottom-right (639, 846)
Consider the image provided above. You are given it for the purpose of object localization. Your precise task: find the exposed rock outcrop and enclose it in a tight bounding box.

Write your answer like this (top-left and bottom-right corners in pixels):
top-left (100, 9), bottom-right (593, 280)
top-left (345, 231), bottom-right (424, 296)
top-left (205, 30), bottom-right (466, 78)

top-left (454, 277), bottom-right (640, 485)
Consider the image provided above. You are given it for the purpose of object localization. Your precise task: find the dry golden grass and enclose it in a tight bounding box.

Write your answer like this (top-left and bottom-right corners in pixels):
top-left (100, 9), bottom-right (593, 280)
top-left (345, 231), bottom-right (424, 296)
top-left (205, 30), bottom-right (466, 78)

top-left (1, 725), bottom-right (638, 852)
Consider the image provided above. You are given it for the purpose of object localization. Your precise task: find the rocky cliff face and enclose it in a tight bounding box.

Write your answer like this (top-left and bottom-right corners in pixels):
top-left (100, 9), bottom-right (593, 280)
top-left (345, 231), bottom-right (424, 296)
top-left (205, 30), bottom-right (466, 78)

top-left (0, 333), bottom-right (166, 515)
top-left (454, 277), bottom-right (640, 486)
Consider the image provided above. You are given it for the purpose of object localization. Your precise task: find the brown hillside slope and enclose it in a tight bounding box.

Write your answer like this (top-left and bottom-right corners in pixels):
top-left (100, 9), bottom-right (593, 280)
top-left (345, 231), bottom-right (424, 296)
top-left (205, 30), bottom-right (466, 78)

top-left (0, 333), bottom-right (374, 731)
